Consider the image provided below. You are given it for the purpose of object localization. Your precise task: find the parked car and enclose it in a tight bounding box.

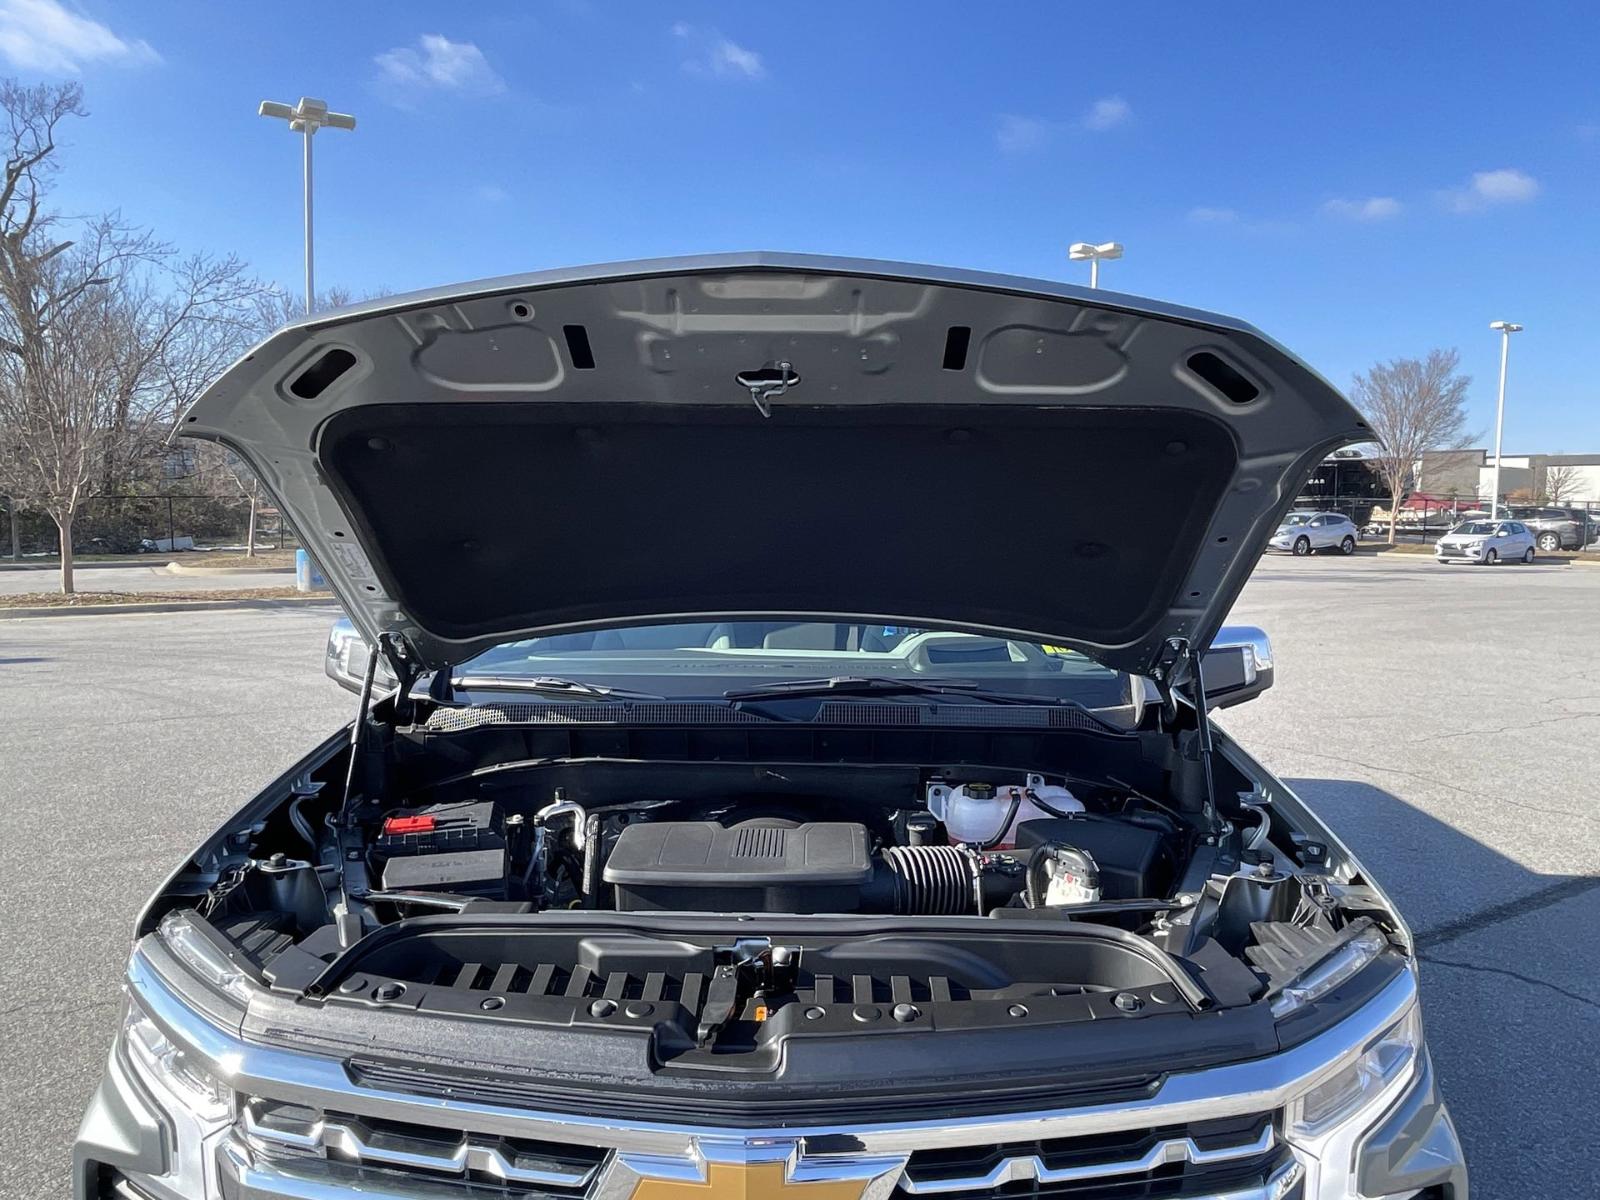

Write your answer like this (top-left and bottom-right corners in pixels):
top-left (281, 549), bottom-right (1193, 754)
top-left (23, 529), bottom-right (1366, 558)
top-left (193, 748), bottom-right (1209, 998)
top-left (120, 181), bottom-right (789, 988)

top-left (1434, 518), bottom-right (1537, 564)
top-left (1265, 510), bottom-right (1359, 556)
top-left (75, 255), bottom-right (1465, 1200)
top-left (1508, 505), bottom-right (1593, 552)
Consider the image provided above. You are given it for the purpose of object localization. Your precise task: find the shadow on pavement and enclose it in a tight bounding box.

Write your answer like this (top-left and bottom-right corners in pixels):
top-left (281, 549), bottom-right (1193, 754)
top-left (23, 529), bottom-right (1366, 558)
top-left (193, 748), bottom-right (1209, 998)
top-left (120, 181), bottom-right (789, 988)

top-left (1288, 777), bottom-right (1599, 1200)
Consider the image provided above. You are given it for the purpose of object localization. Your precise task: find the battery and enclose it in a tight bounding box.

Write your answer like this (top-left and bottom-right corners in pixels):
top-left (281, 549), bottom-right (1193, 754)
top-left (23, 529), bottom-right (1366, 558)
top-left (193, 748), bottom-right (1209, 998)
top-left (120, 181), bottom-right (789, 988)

top-left (374, 800), bottom-right (504, 857)
top-left (373, 800), bottom-right (509, 897)
top-left (381, 848), bottom-right (508, 896)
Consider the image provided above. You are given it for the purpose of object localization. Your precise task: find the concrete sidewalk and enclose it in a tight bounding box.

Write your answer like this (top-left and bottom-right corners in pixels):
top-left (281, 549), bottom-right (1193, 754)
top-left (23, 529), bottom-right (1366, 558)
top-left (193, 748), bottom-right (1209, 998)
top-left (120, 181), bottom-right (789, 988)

top-left (0, 563), bottom-right (294, 596)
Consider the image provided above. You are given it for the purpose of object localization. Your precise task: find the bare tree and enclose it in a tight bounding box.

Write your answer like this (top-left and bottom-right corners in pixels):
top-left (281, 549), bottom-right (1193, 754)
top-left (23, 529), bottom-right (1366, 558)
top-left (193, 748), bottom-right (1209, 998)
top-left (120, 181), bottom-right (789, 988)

top-left (0, 80), bottom-right (266, 591)
top-left (1542, 464), bottom-right (1585, 504)
top-left (1352, 350), bottom-right (1474, 543)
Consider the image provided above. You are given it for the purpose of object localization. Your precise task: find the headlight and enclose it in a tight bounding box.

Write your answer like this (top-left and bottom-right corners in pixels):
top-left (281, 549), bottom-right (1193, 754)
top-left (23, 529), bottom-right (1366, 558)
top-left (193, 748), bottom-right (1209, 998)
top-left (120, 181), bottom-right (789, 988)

top-left (159, 910), bottom-right (256, 1004)
top-left (1288, 1005), bottom-right (1421, 1138)
top-left (121, 994), bottom-right (233, 1124)
top-left (1271, 925), bottom-right (1388, 1018)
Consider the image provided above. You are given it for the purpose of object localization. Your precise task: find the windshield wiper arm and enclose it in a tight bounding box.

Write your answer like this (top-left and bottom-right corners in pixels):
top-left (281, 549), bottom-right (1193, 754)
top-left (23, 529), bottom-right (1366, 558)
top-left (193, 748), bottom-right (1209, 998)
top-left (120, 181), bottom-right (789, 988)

top-left (723, 676), bottom-right (1051, 705)
top-left (446, 674), bottom-right (668, 701)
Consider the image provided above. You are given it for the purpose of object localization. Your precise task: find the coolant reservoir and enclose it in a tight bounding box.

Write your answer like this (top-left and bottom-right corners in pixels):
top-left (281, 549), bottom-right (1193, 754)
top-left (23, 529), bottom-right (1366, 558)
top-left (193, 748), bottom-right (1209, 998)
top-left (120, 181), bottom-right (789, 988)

top-left (929, 775), bottom-right (1082, 848)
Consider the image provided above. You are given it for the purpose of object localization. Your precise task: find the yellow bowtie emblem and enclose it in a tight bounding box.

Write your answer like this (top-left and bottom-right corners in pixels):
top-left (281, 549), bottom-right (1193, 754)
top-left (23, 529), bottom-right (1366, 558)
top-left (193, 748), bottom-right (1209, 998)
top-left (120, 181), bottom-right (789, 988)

top-left (627, 1159), bottom-right (883, 1200)
top-left (627, 1164), bottom-right (876, 1200)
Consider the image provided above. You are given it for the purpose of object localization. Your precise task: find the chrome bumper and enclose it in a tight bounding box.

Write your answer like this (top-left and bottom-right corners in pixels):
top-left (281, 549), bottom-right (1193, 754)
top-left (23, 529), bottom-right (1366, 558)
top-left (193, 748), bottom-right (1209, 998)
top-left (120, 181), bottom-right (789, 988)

top-left (75, 949), bottom-right (1468, 1200)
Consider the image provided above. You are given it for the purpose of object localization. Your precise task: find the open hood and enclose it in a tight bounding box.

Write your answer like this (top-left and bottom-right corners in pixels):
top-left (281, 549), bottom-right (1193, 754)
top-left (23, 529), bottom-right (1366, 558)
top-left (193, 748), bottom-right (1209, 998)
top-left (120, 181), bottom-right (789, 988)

top-left (182, 253), bottom-right (1366, 674)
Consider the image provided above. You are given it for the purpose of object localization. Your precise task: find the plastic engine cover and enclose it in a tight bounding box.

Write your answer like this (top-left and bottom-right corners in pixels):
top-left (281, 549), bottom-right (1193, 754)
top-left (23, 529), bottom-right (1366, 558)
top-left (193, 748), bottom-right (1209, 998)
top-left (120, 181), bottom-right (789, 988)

top-left (603, 820), bottom-right (872, 913)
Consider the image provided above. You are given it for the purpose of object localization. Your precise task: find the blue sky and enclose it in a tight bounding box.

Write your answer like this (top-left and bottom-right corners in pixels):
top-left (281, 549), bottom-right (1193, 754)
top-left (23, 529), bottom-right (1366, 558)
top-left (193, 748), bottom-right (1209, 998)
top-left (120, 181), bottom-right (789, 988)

top-left (7, 1), bottom-right (1598, 450)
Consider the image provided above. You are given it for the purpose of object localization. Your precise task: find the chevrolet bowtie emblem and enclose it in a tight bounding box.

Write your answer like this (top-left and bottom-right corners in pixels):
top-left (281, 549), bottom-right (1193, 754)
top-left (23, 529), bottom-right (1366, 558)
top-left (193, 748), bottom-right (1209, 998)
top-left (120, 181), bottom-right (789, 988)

top-left (607, 1141), bottom-right (906, 1200)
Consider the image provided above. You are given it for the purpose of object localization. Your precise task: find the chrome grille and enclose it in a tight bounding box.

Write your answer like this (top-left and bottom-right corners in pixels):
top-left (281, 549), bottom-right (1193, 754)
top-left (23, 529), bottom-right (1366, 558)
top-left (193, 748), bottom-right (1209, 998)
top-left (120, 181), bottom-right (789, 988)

top-left (240, 1101), bottom-right (604, 1197)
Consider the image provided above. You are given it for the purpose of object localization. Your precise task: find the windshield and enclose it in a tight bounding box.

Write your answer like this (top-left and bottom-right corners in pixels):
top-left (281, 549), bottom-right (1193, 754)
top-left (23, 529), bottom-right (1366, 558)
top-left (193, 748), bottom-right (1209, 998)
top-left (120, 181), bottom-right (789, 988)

top-left (1281, 513), bottom-right (1315, 526)
top-left (1450, 522), bottom-right (1497, 535)
top-left (454, 620), bottom-right (1129, 709)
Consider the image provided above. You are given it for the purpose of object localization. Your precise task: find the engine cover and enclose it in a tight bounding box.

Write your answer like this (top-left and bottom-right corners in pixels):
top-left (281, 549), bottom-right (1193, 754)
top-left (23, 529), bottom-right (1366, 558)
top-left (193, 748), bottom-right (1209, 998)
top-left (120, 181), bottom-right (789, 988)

top-left (603, 820), bottom-right (873, 913)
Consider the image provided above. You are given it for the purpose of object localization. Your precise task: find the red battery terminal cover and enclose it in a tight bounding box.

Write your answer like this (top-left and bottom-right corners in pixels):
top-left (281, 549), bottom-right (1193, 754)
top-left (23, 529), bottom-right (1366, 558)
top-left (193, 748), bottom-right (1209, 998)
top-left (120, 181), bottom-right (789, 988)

top-left (382, 814), bottom-right (437, 836)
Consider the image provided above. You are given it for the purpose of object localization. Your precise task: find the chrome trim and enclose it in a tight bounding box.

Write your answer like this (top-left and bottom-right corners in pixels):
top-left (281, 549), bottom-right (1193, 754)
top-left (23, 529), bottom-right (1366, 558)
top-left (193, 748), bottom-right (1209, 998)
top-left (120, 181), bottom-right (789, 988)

top-left (128, 943), bottom-right (1416, 1156)
top-left (897, 1124), bottom-right (1276, 1194)
top-left (220, 1145), bottom-right (1302, 1200)
top-left (242, 1105), bottom-right (597, 1189)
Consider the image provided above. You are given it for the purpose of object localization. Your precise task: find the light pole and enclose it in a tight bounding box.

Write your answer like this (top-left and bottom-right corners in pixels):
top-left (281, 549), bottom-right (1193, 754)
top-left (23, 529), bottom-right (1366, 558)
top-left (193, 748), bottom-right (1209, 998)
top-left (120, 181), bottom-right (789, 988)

top-left (1488, 321), bottom-right (1523, 518)
top-left (258, 97), bottom-right (356, 315)
top-left (1068, 241), bottom-right (1123, 289)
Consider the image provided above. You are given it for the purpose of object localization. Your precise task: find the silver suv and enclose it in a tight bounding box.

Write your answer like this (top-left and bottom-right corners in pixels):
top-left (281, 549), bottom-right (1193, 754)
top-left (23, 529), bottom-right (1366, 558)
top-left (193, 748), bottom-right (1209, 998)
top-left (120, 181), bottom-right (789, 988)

top-left (1266, 511), bottom-right (1360, 556)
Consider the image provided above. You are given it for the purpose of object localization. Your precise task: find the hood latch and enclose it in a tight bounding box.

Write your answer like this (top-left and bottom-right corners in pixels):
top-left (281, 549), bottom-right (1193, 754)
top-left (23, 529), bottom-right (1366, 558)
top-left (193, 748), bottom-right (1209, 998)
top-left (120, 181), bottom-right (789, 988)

top-left (735, 360), bottom-right (800, 418)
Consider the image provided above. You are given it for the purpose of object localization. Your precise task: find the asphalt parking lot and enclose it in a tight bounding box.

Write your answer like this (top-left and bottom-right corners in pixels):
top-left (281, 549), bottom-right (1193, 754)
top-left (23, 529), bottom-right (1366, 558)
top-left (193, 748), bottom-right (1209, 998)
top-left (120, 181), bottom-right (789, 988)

top-left (2, 554), bottom-right (1596, 1199)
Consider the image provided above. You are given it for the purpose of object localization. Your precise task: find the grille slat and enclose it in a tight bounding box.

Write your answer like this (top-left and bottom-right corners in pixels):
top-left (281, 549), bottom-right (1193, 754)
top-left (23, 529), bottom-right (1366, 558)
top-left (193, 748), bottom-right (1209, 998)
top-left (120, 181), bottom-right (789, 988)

top-left (898, 1114), bottom-right (1285, 1199)
top-left (241, 1103), bottom-right (603, 1194)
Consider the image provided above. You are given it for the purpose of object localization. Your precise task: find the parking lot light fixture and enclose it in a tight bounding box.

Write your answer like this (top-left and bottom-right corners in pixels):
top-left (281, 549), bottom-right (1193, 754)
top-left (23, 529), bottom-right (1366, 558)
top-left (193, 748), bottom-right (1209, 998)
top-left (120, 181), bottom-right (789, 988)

top-left (1488, 321), bottom-right (1523, 518)
top-left (258, 97), bottom-right (357, 315)
top-left (1068, 241), bottom-right (1124, 289)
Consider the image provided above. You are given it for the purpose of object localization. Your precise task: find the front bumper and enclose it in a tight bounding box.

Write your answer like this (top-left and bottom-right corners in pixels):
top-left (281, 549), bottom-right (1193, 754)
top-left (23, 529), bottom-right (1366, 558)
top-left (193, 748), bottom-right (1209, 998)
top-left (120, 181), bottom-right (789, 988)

top-left (76, 949), bottom-right (1468, 1200)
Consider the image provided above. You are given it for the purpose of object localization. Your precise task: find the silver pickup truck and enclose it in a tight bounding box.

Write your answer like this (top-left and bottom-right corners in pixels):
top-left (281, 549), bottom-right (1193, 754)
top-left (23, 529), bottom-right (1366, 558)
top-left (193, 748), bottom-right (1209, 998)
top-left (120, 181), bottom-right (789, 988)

top-left (76, 254), bottom-right (1465, 1200)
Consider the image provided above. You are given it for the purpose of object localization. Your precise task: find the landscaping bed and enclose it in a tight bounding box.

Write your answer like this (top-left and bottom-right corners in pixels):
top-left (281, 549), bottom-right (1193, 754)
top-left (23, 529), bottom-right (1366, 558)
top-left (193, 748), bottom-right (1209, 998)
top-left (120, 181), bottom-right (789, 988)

top-left (0, 586), bottom-right (329, 609)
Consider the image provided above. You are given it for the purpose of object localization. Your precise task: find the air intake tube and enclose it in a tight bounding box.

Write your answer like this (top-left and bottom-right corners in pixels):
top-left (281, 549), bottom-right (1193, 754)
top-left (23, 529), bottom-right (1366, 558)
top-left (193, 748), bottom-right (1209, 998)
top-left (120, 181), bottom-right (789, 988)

top-left (876, 845), bottom-right (977, 914)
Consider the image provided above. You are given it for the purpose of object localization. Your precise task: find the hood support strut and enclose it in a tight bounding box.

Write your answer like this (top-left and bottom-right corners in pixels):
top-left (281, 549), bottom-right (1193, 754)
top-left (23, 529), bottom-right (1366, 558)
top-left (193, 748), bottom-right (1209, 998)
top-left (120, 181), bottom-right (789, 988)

top-left (329, 632), bottom-right (409, 947)
top-left (1157, 638), bottom-right (1220, 833)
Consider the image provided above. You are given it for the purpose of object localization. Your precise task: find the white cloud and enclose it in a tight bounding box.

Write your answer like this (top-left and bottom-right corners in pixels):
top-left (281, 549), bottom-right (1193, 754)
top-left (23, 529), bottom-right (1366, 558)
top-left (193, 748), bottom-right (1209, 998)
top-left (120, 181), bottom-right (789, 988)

top-left (996, 113), bottom-right (1050, 154)
top-left (0, 0), bottom-right (157, 72)
top-left (1187, 206), bottom-right (1238, 224)
top-left (672, 23), bottom-right (765, 80)
top-left (1322, 195), bottom-right (1403, 221)
top-left (375, 34), bottom-right (505, 97)
top-left (1082, 95), bottom-right (1131, 132)
top-left (475, 184), bottom-right (509, 203)
top-left (1440, 167), bottom-right (1539, 212)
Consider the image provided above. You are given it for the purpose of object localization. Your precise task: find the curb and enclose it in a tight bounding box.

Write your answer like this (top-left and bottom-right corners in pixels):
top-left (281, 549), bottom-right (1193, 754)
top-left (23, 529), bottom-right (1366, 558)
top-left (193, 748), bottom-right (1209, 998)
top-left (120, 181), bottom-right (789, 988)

top-left (0, 595), bottom-right (339, 619)
top-left (165, 561), bottom-right (295, 576)
top-left (0, 557), bottom-right (158, 572)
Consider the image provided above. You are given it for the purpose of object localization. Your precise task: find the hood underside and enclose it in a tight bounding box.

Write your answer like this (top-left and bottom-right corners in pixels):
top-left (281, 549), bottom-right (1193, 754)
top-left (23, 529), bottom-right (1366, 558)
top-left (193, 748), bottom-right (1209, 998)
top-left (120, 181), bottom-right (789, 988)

top-left (182, 253), bottom-right (1367, 673)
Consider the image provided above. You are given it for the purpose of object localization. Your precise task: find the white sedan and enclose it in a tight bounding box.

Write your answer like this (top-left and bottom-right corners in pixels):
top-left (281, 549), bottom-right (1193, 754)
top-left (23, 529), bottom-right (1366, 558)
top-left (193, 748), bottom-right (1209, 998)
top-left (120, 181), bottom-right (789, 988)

top-left (1434, 519), bottom-right (1537, 564)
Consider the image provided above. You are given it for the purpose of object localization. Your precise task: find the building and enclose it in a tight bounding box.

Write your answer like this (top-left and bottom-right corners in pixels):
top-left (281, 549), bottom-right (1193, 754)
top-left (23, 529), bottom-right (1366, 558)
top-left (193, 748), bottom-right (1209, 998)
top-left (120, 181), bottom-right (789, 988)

top-left (1418, 449), bottom-right (1600, 507)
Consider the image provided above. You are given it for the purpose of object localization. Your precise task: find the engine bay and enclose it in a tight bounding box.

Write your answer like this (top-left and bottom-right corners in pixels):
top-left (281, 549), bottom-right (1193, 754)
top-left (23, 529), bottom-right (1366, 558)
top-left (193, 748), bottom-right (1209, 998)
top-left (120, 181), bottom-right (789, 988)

top-left (354, 776), bottom-right (1184, 921)
top-left (154, 698), bottom-right (1403, 1079)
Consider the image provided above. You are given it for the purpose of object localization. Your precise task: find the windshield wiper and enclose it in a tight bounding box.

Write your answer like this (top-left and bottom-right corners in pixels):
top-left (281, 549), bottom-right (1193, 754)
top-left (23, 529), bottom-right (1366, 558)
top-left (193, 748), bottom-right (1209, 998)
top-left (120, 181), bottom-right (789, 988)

top-left (723, 675), bottom-right (1064, 706)
top-left (446, 674), bottom-right (668, 701)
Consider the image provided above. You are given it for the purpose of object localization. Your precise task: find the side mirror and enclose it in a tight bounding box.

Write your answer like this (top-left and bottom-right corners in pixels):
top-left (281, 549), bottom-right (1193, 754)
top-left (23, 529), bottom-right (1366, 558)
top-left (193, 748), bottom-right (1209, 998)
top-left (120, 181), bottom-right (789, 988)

top-left (324, 617), bottom-right (398, 694)
top-left (1204, 624), bottom-right (1274, 708)
top-left (324, 618), bottom-right (366, 693)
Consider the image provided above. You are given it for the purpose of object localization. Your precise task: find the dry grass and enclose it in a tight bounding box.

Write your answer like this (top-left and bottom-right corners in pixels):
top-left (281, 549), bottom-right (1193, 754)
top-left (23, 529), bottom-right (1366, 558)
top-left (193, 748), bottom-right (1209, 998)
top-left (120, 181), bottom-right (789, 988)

top-left (0, 586), bottom-right (329, 608)
top-left (180, 551), bottom-right (297, 569)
